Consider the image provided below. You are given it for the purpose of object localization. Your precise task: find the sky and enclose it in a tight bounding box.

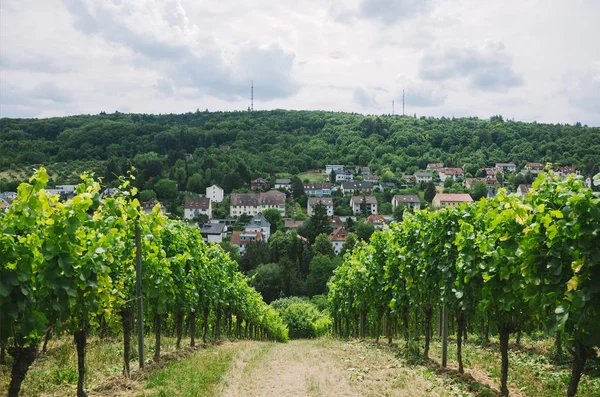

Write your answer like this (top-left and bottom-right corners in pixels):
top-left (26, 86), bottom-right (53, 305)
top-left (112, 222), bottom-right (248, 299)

top-left (1, 0), bottom-right (599, 125)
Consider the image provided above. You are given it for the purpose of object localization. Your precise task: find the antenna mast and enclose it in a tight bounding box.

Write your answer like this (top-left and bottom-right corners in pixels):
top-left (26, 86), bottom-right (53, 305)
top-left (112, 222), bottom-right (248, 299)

top-left (402, 89), bottom-right (405, 115)
top-left (392, 100), bottom-right (395, 115)
top-left (251, 80), bottom-right (254, 111)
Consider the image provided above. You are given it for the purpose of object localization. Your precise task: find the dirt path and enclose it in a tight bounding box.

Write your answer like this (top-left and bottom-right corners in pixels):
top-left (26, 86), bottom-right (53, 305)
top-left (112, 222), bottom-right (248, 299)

top-left (218, 339), bottom-right (456, 397)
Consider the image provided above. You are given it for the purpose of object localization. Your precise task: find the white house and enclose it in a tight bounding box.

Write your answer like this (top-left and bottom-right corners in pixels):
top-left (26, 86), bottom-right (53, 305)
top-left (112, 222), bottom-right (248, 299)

top-left (335, 170), bottom-right (354, 182)
top-left (325, 165), bottom-right (345, 175)
top-left (274, 178), bottom-right (292, 190)
top-left (230, 231), bottom-right (263, 254)
top-left (307, 197), bottom-right (334, 216)
top-left (438, 168), bottom-right (464, 182)
top-left (524, 162), bottom-right (545, 175)
top-left (206, 184), bottom-right (224, 203)
top-left (350, 196), bottom-right (378, 216)
top-left (392, 194), bottom-right (421, 211)
top-left (432, 193), bottom-right (473, 208)
top-left (184, 197), bottom-right (212, 220)
top-left (341, 181), bottom-right (373, 196)
top-left (329, 227), bottom-right (348, 255)
top-left (245, 213), bottom-right (271, 242)
top-left (414, 172), bottom-right (433, 183)
top-left (199, 223), bottom-right (227, 243)
top-left (495, 162), bottom-right (517, 172)
top-left (230, 191), bottom-right (286, 217)
top-left (304, 182), bottom-right (334, 197)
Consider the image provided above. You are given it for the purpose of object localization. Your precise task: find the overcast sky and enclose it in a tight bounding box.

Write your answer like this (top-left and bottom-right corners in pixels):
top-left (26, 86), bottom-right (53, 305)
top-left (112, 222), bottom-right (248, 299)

top-left (1, 0), bottom-right (599, 125)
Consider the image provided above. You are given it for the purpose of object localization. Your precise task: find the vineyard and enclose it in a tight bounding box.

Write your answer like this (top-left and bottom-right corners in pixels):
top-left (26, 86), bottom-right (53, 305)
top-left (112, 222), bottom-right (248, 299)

top-left (328, 173), bottom-right (600, 397)
top-left (0, 168), bottom-right (288, 397)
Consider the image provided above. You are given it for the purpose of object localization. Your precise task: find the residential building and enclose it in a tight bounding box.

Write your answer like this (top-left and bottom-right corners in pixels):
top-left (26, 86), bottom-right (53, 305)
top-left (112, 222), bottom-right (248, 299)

top-left (330, 215), bottom-right (344, 229)
top-left (495, 162), bottom-right (517, 172)
top-left (427, 163), bottom-right (443, 170)
top-left (56, 185), bottom-right (77, 195)
top-left (0, 198), bottom-right (9, 211)
top-left (274, 178), bottom-right (292, 189)
top-left (377, 182), bottom-right (397, 191)
top-left (184, 197), bottom-right (212, 220)
top-left (524, 162), bottom-right (545, 175)
top-left (206, 184), bottom-right (224, 203)
top-left (199, 223), bottom-right (227, 243)
top-left (464, 178), bottom-right (500, 189)
top-left (401, 174), bottom-right (416, 186)
top-left (365, 214), bottom-right (386, 230)
top-left (392, 194), bottom-right (421, 211)
top-left (414, 172), bottom-right (433, 183)
top-left (304, 182), bottom-right (334, 197)
top-left (363, 174), bottom-right (380, 183)
top-left (350, 196), bottom-right (378, 215)
top-left (329, 226), bottom-right (348, 255)
top-left (325, 165), bottom-right (345, 175)
top-left (516, 184), bottom-right (532, 198)
top-left (432, 193), bottom-right (473, 208)
top-left (284, 219), bottom-right (305, 229)
top-left (230, 231), bottom-right (262, 254)
top-left (555, 166), bottom-right (580, 176)
top-left (245, 213), bottom-right (271, 242)
top-left (482, 167), bottom-right (503, 179)
top-left (250, 178), bottom-right (270, 191)
top-left (356, 166), bottom-right (371, 175)
top-left (0, 192), bottom-right (17, 200)
top-left (438, 168), bottom-right (465, 182)
top-left (335, 170), bottom-right (354, 182)
top-left (341, 181), bottom-right (373, 196)
top-left (142, 198), bottom-right (166, 214)
top-left (307, 197), bottom-right (334, 216)
top-left (230, 191), bottom-right (286, 217)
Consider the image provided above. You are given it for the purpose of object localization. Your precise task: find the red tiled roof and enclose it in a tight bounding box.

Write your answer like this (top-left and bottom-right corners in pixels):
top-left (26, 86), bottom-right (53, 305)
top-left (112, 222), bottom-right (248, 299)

top-left (230, 231), bottom-right (262, 245)
top-left (329, 226), bottom-right (348, 242)
top-left (434, 193), bottom-right (473, 203)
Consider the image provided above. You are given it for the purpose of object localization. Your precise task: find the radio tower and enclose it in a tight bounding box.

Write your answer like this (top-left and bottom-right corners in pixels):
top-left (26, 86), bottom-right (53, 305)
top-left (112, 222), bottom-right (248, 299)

top-left (392, 100), bottom-right (395, 115)
top-left (250, 80), bottom-right (254, 111)
top-left (402, 89), bottom-right (405, 116)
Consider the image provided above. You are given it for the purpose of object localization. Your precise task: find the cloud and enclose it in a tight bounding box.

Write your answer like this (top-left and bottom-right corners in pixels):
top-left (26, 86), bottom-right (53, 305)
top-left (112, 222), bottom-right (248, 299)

top-left (353, 87), bottom-right (380, 108)
top-left (64, 0), bottom-right (193, 60)
top-left (1, 81), bottom-right (74, 118)
top-left (419, 42), bottom-right (523, 92)
top-left (358, 0), bottom-right (433, 24)
top-left (566, 71), bottom-right (600, 115)
top-left (63, 0), bottom-right (299, 102)
top-left (0, 53), bottom-right (71, 73)
top-left (395, 76), bottom-right (446, 107)
top-left (31, 82), bottom-right (74, 103)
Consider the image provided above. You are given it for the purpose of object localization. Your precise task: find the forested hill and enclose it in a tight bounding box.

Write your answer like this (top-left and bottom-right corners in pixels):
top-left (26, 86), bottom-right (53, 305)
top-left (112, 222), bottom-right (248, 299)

top-left (1, 110), bottom-right (599, 191)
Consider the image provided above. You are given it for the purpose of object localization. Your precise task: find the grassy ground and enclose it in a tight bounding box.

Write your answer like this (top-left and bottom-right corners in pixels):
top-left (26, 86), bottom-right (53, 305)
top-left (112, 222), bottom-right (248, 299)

top-left (3, 334), bottom-right (598, 396)
top-left (0, 335), bottom-right (240, 397)
top-left (298, 171), bottom-right (327, 183)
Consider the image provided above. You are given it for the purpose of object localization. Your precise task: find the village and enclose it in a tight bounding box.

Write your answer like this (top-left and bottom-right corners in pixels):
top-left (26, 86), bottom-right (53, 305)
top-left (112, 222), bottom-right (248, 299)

top-left (2, 161), bottom-right (588, 257)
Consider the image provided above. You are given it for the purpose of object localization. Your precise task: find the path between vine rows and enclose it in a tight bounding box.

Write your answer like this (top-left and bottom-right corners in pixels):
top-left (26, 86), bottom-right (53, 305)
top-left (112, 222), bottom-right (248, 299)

top-left (218, 338), bottom-right (475, 397)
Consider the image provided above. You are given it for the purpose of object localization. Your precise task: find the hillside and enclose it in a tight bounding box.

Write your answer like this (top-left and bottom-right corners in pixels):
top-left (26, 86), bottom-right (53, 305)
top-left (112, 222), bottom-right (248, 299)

top-left (1, 110), bottom-right (599, 193)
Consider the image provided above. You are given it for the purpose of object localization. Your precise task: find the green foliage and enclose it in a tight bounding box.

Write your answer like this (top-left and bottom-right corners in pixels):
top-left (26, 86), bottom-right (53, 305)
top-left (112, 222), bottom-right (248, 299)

top-left (275, 302), bottom-right (331, 339)
top-left (470, 181), bottom-right (488, 201)
top-left (424, 182), bottom-right (436, 203)
top-left (355, 222), bottom-right (375, 242)
top-left (248, 263), bottom-right (284, 304)
top-left (305, 254), bottom-right (339, 297)
top-left (139, 189), bottom-right (157, 202)
top-left (154, 178), bottom-right (178, 200)
top-left (313, 233), bottom-right (335, 257)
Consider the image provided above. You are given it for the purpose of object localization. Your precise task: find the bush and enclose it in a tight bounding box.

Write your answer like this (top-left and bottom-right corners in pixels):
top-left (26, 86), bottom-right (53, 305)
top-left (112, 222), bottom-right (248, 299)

top-left (272, 297), bottom-right (332, 339)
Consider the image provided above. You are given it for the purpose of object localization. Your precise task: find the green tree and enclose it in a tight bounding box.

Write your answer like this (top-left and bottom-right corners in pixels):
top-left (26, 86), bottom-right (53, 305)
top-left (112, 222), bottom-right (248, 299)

top-left (240, 241), bottom-right (270, 273)
top-left (154, 179), bottom-right (178, 200)
top-left (470, 181), bottom-right (488, 201)
top-left (424, 182), bottom-right (436, 203)
top-left (355, 222), bottom-right (375, 242)
top-left (248, 263), bottom-right (284, 304)
top-left (339, 232), bottom-right (358, 257)
top-left (306, 255), bottom-right (339, 296)
top-left (313, 233), bottom-right (335, 257)
top-left (304, 202), bottom-right (331, 243)
top-left (291, 176), bottom-right (305, 200)
top-left (263, 208), bottom-right (284, 235)
top-left (393, 204), bottom-right (406, 222)
top-left (186, 173), bottom-right (204, 193)
top-left (139, 189), bottom-right (156, 202)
